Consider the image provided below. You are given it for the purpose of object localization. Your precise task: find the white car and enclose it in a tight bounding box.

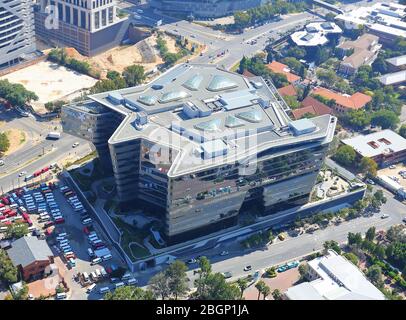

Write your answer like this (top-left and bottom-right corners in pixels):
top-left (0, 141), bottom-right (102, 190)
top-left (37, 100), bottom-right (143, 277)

top-left (0, 160), bottom-right (4, 166)
top-left (18, 171), bottom-right (27, 177)
top-left (72, 142), bottom-right (80, 148)
top-left (381, 214), bottom-right (389, 219)
top-left (389, 165), bottom-right (396, 169)
top-left (220, 251), bottom-right (229, 256)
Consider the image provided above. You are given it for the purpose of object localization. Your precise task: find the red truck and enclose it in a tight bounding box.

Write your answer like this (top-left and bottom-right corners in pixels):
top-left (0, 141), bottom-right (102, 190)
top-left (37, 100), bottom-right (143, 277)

top-left (41, 166), bottom-right (50, 173)
top-left (33, 170), bottom-right (42, 177)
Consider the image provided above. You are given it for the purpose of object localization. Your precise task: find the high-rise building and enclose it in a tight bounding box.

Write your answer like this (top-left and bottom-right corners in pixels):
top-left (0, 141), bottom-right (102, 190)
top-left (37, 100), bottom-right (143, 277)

top-left (0, 0), bottom-right (36, 71)
top-left (34, 0), bottom-right (130, 56)
top-left (150, 0), bottom-right (265, 18)
top-left (62, 64), bottom-right (337, 244)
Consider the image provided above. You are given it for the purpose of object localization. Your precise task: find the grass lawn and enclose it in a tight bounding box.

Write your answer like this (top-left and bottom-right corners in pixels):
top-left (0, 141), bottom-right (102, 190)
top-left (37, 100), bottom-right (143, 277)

top-left (112, 217), bottom-right (151, 260)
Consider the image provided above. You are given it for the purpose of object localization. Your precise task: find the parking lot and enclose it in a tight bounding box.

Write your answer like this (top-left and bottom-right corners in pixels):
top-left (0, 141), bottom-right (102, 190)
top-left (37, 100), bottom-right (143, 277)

top-left (0, 176), bottom-right (139, 299)
top-left (378, 163), bottom-right (406, 189)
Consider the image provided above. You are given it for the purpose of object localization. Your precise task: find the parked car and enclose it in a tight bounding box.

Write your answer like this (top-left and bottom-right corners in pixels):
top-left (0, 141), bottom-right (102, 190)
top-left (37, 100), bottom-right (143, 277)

top-left (243, 265), bottom-right (252, 272)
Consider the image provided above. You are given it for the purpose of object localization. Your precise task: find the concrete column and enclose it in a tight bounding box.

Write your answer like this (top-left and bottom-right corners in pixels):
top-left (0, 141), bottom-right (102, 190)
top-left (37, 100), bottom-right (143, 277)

top-left (70, 5), bottom-right (74, 24)
top-left (78, 9), bottom-right (81, 27)
top-left (62, 2), bottom-right (66, 22)
top-left (90, 11), bottom-right (95, 31)
top-left (86, 12), bottom-right (89, 30)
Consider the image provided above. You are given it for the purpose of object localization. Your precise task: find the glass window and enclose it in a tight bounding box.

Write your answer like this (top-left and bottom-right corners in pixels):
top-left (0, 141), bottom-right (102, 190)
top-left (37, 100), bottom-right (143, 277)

top-left (206, 75), bottom-right (238, 92)
top-left (183, 74), bottom-right (203, 91)
top-left (194, 119), bottom-right (221, 132)
top-left (137, 95), bottom-right (157, 106)
top-left (159, 91), bottom-right (190, 103)
top-left (235, 109), bottom-right (262, 123)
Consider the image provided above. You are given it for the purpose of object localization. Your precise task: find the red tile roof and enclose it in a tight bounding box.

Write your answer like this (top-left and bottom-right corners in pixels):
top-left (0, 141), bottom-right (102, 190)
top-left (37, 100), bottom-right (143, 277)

top-left (292, 96), bottom-right (333, 119)
top-left (312, 87), bottom-right (372, 110)
top-left (278, 84), bottom-right (297, 97)
top-left (266, 61), bottom-right (301, 83)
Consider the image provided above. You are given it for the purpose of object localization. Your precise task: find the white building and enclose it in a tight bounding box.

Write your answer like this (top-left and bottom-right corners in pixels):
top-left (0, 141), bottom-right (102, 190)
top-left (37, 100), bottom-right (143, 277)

top-left (290, 22), bottom-right (342, 47)
top-left (285, 250), bottom-right (385, 300)
top-left (335, 2), bottom-right (406, 45)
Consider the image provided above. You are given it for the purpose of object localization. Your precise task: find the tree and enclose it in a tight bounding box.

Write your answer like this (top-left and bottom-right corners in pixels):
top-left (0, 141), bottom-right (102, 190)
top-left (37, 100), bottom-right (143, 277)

top-left (272, 289), bottom-right (283, 300)
top-left (366, 226), bottom-right (376, 242)
top-left (341, 109), bottom-right (371, 130)
top-left (0, 132), bottom-right (10, 154)
top-left (298, 262), bottom-right (309, 280)
top-left (255, 280), bottom-right (267, 300)
top-left (359, 157), bottom-right (378, 177)
top-left (0, 249), bottom-right (18, 283)
top-left (348, 232), bottom-right (363, 246)
top-left (399, 124), bottom-right (406, 139)
top-left (239, 56), bottom-right (248, 74)
top-left (370, 110), bottom-right (400, 130)
top-left (148, 271), bottom-right (170, 300)
top-left (0, 79), bottom-right (38, 107)
top-left (323, 240), bottom-right (341, 254)
top-left (165, 260), bottom-right (189, 300)
top-left (374, 245), bottom-right (386, 260)
top-left (5, 222), bottom-right (29, 239)
top-left (106, 70), bottom-right (121, 81)
top-left (373, 190), bottom-right (387, 207)
top-left (104, 286), bottom-right (154, 300)
top-left (367, 265), bottom-right (382, 285)
top-left (195, 256), bottom-right (212, 298)
top-left (236, 278), bottom-right (249, 299)
top-left (13, 283), bottom-right (29, 300)
top-left (122, 65), bottom-right (145, 87)
top-left (333, 145), bottom-right (356, 167)
top-left (343, 252), bottom-right (359, 266)
top-left (261, 283), bottom-right (271, 300)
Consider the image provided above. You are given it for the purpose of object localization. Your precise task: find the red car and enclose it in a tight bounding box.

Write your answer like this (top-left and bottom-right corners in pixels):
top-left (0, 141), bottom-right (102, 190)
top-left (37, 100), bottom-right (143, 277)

top-left (0, 215), bottom-right (5, 220)
top-left (1, 197), bottom-right (10, 205)
top-left (0, 203), bottom-right (5, 208)
top-left (3, 220), bottom-right (11, 226)
top-left (26, 218), bottom-right (33, 226)
top-left (83, 227), bottom-right (90, 234)
top-left (3, 208), bottom-right (11, 215)
top-left (22, 213), bottom-right (29, 220)
top-left (7, 210), bottom-right (17, 217)
top-left (94, 243), bottom-right (106, 249)
top-left (41, 166), bottom-right (50, 173)
top-left (55, 218), bottom-right (65, 224)
top-left (33, 170), bottom-right (42, 177)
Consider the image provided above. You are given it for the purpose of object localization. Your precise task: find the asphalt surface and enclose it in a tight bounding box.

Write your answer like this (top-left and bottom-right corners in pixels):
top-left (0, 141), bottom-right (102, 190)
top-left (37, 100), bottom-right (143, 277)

top-left (0, 109), bottom-right (91, 192)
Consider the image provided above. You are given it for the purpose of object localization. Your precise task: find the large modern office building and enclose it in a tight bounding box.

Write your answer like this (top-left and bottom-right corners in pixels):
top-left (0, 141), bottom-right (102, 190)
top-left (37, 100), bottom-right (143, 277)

top-left (34, 0), bottom-right (130, 56)
top-left (150, 0), bottom-right (265, 18)
top-left (62, 64), bottom-right (337, 243)
top-left (0, 0), bottom-right (37, 71)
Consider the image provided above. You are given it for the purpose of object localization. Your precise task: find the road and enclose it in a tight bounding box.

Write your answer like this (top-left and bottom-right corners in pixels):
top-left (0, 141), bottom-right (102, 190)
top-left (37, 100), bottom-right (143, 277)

top-left (135, 186), bottom-right (406, 287)
top-left (0, 109), bottom-right (92, 193)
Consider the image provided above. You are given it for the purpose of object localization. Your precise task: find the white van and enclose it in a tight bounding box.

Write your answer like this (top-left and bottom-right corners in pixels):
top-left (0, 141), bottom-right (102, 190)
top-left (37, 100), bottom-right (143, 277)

top-left (102, 254), bottom-right (112, 261)
top-left (87, 248), bottom-right (95, 257)
top-left (115, 282), bottom-right (125, 289)
top-left (99, 287), bottom-right (110, 294)
top-left (56, 292), bottom-right (67, 300)
top-left (82, 218), bottom-right (92, 225)
top-left (91, 257), bottom-right (102, 265)
top-left (87, 283), bottom-right (96, 293)
top-left (82, 272), bottom-right (90, 283)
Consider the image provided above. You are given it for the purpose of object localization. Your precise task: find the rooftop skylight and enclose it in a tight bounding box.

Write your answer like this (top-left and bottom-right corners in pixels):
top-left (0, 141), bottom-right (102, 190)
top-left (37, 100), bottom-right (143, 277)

top-left (207, 75), bottom-right (238, 92)
top-left (183, 74), bottom-right (203, 91)
top-left (225, 115), bottom-right (245, 128)
top-left (137, 95), bottom-right (157, 106)
top-left (235, 109), bottom-right (263, 123)
top-left (194, 118), bottom-right (222, 132)
top-left (159, 91), bottom-right (190, 103)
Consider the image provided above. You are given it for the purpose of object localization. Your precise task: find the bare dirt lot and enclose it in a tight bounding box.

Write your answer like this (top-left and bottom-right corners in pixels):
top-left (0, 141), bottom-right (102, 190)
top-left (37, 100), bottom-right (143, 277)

top-left (65, 34), bottom-right (180, 77)
top-left (2, 128), bottom-right (27, 156)
top-left (0, 61), bottom-right (98, 113)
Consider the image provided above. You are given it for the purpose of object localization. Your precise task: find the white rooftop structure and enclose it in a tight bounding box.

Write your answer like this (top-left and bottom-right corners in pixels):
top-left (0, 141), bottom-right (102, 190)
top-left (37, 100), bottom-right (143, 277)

top-left (342, 129), bottom-right (406, 158)
top-left (386, 54), bottom-right (406, 67)
top-left (290, 22), bottom-right (342, 47)
top-left (379, 70), bottom-right (406, 85)
top-left (285, 250), bottom-right (385, 300)
top-left (336, 2), bottom-right (406, 39)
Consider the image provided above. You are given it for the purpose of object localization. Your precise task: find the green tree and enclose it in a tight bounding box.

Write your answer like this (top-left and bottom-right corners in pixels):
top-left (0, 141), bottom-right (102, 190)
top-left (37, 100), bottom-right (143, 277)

top-left (236, 278), bottom-right (249, 299)
top-left (0, 79), bottom-right (38, 107)
top-left (399, 124), bottom-right (406, 139)
top-left (333, 145), bottom-right (356, 167)
top-left (5, 222), bottom-right (29, 239)
top-left (323, 240), bottom-right (341, 254)
top-left (122, 65), bottom-right (145, 87)
top-left (255, 280), bottom-right (267, 300)
top-left (13, 284), bottom-right (29, 300)
top-left (348, 232), bottom-right (363, 246)
top-left (370, 109), bottom-right (399, 130)
top-left (366, 265), bottom-right (382, 285)
top-left (195, 256), bottom-right (212, 298)
top-left (148, 271), bottom-right (170, 300)
top-left (0, 249), bottom-right (18, 283)
top-left (272, 288), bottom-right (283, 300)
top-left (298, 262), bottom-right (309, 280)
top-left (340, 109), bottom-right (371, 130)
top-left (343, 252), bottom-right (359, 266)
top-left (165, 260), bottom-right (189, 300)
top-left (0, 132), bottom-right (10, 154)
top-left (365, 226), bottom-right (376, 242)
top-left (261, 283), bottom-right (271, 300)
top-left (106, 70), bottom-right (121, 81)
top-left (104, 286), bottom-right (154, 300)
top-left (359, 157), bottom-right (378, 177)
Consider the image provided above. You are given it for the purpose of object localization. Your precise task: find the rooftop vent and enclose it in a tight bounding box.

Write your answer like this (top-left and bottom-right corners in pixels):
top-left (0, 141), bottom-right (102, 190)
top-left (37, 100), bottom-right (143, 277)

top-left (107, 92), bottom-right (123, 105)
top-left (289, 119), bottom-right (317, 136)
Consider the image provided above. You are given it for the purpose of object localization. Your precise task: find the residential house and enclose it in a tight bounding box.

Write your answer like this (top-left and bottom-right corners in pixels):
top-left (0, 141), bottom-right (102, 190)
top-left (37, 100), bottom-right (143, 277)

top-left (278, 84), bottom-right (297, 97)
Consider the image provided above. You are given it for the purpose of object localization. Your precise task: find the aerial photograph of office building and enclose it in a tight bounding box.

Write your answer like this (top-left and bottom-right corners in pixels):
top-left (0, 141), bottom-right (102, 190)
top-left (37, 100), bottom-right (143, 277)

top-left (62, 63), bottom-right (337, 243)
